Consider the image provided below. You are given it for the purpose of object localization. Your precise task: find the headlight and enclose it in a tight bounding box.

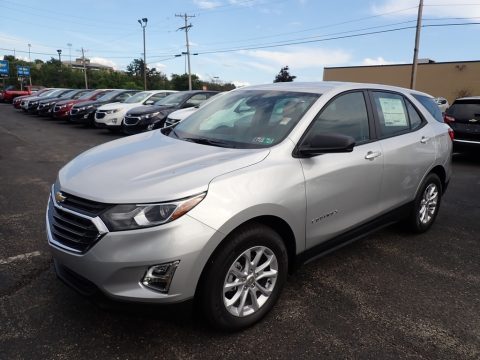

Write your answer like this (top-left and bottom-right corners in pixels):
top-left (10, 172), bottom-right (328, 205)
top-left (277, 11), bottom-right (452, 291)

top-left (106, 109), bottom-right (120, 114)
top-left (142, 112), bottom-right (160, 119)
top-left (79, 105), bottom-right (94, 111)
top-left (101, 192), bottom-right (205, 231)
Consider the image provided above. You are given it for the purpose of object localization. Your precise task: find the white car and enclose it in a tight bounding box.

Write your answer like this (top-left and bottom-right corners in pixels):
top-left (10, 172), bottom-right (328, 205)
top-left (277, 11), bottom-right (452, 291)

top-left (94, 90), bottom-right (177, 132)
top-left (163, 92), bottom-right (226, 128)
top-left (434, 97), bottom-right (449, 113)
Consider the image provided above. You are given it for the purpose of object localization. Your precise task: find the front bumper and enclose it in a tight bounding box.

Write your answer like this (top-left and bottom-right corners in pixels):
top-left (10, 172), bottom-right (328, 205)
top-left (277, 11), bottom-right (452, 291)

top-left (69, 109), bottom-right (96, 123)
top-left (94, 112), bottom-right (123, 127)
top-left (46, 196), bottom-right (218, 303)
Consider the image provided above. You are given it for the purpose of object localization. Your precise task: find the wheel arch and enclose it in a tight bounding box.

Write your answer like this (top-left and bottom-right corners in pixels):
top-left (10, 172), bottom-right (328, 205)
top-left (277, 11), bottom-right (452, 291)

top-left (194, 215), bottom-right (298, 301)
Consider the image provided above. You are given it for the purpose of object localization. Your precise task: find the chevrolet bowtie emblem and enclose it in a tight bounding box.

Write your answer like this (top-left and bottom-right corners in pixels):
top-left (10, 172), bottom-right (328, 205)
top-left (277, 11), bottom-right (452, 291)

top-left (469, 118), bottom-right (478, 123)
top-left (55, 191), bottom-right (66, 203)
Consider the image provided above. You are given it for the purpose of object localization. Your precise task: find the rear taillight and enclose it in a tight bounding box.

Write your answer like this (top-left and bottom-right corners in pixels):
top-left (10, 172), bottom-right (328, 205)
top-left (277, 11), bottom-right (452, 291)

top-left (444, 115), bottom-right (455, 124)
top-left (448, 128), bottom-right (454, 141)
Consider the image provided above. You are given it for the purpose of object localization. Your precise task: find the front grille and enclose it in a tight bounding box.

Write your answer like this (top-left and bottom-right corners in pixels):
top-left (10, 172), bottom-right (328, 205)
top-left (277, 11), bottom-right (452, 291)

top-left (71, 108), bottom-right (79, 115)
top-left (95, 112), bottom-right (106, 119)
top-left (60, 192), bottom-right (111, 216)
top-left (124, 116), bottom-right (141, 125)
top-left (54, 105), bottom-right (61, 112)
top-left (49, 204), bottom-right (103, 253)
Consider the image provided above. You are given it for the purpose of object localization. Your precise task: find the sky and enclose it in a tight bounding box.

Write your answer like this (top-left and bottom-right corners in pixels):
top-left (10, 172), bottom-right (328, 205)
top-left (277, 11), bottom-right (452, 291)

top-left (1, 0), bottom-right (480, 87)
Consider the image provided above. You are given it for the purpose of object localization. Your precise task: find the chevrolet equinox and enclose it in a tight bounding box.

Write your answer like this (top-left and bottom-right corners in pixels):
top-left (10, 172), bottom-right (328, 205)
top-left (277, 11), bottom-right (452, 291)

top-left (46, 82), bottom-right (452, 330)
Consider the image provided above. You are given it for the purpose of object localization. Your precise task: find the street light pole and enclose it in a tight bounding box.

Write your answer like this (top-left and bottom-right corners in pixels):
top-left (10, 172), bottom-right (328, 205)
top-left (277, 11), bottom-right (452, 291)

top-left (410, 0), bottom-right (424, 90)
top-left (57, 49), bottom-right (62, 63)
top-left (28, 44), bottom-right (31, 62)
top-left (138, 18), bottom-right (148, 90)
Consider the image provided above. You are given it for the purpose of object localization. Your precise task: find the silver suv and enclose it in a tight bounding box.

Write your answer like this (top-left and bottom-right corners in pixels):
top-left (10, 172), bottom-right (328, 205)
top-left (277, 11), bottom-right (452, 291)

top-left (46, 82), bottom-right (452, 330)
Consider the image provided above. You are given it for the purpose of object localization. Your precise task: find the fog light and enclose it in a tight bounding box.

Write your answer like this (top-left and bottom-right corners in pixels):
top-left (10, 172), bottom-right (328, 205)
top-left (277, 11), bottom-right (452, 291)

top-left (142, 260), bottom-right (180, 293)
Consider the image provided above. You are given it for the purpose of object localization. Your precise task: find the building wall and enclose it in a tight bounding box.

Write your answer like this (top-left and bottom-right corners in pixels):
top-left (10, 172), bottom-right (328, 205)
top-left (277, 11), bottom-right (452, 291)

top-left (323, 61), bottom-right (480, 103)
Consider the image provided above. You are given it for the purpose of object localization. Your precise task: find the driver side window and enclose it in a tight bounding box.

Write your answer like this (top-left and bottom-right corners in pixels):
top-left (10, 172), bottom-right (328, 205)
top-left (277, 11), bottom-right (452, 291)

top-left (307, 92), bottom-right (370, 143)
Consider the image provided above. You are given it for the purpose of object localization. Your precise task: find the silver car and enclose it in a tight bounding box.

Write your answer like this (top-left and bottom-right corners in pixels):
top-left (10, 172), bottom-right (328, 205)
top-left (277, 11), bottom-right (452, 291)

top-left (46, 82), bottom-right (452, 330)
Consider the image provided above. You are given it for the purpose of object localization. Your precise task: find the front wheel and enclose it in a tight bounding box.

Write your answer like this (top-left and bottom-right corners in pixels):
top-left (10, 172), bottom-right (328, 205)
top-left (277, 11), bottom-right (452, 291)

top-left (198, 223), bottom-right (288, 331)
top-left (408, 173), bottom-right (442, 233)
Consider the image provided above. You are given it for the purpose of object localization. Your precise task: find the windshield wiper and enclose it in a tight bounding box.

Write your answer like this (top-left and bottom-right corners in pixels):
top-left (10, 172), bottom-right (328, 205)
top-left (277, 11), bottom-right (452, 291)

top-left (182, 137), bottom-right (234, 148)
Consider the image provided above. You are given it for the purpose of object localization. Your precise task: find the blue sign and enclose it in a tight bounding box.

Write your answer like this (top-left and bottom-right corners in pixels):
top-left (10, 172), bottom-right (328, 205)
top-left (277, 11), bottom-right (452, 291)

top-left (17, 65), bottom-right (30, 77)
top-left (0, 60), bottom-right (9, 76)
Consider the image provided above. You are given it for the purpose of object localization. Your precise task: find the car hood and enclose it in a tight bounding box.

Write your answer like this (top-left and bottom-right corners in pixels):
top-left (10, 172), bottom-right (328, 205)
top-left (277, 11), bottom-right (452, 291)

top-left (72, 99), bottom-right (107, 108)
top-left (127, 104), bottom-right (175, 116)
top-left (98, 102), bottom-right (139, 111)
top-left (59, 130), bottom-right (270, 203)
top-left (168, 107), bottom-right (197, 121)
top-left (39, 96), bottom-right (64, 104)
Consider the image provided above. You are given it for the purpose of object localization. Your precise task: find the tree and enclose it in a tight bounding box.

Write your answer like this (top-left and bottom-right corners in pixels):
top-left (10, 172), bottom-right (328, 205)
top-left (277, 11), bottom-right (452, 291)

top-left (274, 66), bottom-right (296, 83)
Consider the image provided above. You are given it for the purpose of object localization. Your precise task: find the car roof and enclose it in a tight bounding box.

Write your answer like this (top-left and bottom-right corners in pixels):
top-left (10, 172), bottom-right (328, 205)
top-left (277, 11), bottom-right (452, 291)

top-left (455, 96), bottom-right (480, 101)
top-left (240, 81), bottom-right (435, 99)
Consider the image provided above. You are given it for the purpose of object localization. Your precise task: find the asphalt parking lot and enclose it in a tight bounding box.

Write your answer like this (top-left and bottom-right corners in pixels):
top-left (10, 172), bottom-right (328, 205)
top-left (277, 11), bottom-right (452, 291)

top-left (0, 103), bottom-right (479, 359)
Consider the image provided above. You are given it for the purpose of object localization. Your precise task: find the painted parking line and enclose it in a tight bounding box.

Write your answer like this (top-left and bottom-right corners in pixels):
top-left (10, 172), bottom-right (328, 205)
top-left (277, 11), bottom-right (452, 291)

top-left (0, 251), bottom-right (42, 265)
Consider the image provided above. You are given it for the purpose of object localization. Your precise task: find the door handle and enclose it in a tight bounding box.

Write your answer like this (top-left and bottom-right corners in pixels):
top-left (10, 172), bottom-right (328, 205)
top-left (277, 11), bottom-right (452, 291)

top-left (365, 151), bottom-right (382, 160)
top-left (420, 136), bottom-right (430, 144)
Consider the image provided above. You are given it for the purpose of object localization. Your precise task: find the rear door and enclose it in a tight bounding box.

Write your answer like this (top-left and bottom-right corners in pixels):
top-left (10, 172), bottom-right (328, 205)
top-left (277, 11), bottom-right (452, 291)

top-left (369, 91), bottom-right (436, 212)
top-left (301, 91), bottom-right (384, 249)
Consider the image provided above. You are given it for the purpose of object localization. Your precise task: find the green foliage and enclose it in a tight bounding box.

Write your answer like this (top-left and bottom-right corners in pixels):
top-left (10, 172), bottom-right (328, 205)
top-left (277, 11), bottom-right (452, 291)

top-left (274, 66), bottom-right (296, 83)
top-left (2, 56), bottom-right (236, 92)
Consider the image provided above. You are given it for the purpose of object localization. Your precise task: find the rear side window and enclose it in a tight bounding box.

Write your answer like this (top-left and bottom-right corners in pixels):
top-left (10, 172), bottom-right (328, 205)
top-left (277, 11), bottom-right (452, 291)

top-left (412, 94), bottom-right (443, 122)
top-left (372, 92), bottom-right (409, 137)
top-left (406, 101), bottom-right (423, 130)
top-left (446, 100), bottom-right (480, 120)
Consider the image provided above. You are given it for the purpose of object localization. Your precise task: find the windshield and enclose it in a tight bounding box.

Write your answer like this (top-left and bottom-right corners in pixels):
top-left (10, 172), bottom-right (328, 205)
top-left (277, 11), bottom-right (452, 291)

top-left (97, 91), bottom-right (122, 102)
top-left (123, 91), bottom-right (151, 104)
top-left (155, 92), bottom-right (191, 106)
top-left (170, 90), bottom-right (320, 149)
top-left (59, 90), bottom-right (77, 98)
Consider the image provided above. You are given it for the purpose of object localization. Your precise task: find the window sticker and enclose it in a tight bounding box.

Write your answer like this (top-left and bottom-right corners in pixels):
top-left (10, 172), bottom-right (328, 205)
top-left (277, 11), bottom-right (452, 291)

top-left (379, 98), bottom-right (408, 126)
top-left (252, 137), bottom-right (274, 144)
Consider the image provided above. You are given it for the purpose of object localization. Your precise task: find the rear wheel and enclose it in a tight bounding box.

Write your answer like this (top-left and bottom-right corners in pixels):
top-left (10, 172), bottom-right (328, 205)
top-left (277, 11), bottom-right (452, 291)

top-left (408, 173), bottom-right (442, 233)
top-left (198, 223), bottom-right (288, 331)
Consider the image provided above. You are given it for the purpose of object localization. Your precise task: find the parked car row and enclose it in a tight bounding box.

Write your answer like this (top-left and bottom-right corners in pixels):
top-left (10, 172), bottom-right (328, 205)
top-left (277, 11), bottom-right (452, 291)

top-left (10, 87), bottom-right (221, 135)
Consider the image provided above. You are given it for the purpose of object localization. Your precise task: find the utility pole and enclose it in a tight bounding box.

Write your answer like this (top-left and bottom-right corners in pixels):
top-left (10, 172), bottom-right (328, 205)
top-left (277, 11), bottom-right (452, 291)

top-left (28, 44), bottom-right (31, 61)
top-left (138, 18), bottom-right (148, 90)
top-left (81, 47), bottom-right (88, 89)
top-left (176, 13), bottom-right (195, 90)
top-left (410, 0), bottom-right (424, 90)
top-left (67, 43), bottom-right (72, 65)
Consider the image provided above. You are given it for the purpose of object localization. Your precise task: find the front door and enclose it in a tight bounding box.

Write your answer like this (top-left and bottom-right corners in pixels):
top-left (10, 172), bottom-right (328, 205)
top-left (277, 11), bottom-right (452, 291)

top-left (300, 91), bottom-right (384, 249)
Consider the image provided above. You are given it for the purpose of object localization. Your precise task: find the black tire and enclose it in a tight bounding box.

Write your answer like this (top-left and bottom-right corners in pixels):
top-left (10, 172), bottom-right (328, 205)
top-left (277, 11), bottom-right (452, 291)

top-left (198, 223), bottom-right (288, 331)
top-left (408, 173), bottom-right (442, 233)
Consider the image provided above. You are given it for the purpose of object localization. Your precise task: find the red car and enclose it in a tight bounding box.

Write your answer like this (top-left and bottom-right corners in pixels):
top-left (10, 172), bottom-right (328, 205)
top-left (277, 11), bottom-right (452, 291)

top-left (52, 89), bottom-right (111, 120)
top-left (13, 88), bottom-right (53, 109)
top-left (0, 85), bottom-right (45, 103)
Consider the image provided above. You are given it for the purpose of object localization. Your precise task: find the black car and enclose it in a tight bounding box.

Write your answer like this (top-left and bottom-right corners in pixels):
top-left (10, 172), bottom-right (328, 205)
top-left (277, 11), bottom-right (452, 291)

top-left (444, 97), bottom-right (480, 149)
top-left (37, 89), bottom-right (92, 117)
top-left (25, 89), bottom-right (71, 113)
top-left (69, 89), bottom-right (139, 125)
top-left (122, 90), bottom-right (219, 135)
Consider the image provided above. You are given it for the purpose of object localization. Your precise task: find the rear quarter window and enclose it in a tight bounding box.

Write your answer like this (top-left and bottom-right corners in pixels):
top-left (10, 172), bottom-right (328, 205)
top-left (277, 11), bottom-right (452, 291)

top-left (412, 94), bottom-right (444, 122)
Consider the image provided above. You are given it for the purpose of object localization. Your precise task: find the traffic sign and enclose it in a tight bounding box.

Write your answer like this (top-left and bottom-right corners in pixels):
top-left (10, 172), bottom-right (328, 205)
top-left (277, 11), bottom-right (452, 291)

top-left (0, 60), bottom-right (9, 76)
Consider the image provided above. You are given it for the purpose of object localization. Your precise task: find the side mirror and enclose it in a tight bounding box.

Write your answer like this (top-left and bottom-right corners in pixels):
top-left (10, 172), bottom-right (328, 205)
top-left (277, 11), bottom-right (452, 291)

top-left (296, 133), bottom-right (355, 158)
top-left (144, 100), bottom-right (154, 105)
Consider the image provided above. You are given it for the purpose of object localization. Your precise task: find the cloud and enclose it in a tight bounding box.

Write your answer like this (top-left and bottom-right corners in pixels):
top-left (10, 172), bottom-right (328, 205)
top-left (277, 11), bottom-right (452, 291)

top-left (193, 0), bottom-right (221, 9)
top-left (232, 80), bottom-right (250, 87)
top-left (90, 57), bottom-right (117, 70)
top-left (240, 47), bottom-right (352, 69)
top-left (371, 0), bottom-right (480, 18)
top-left (153, 62), bottom-right (167, 70)
top-left (362, 57), bottom-right (398, 66)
